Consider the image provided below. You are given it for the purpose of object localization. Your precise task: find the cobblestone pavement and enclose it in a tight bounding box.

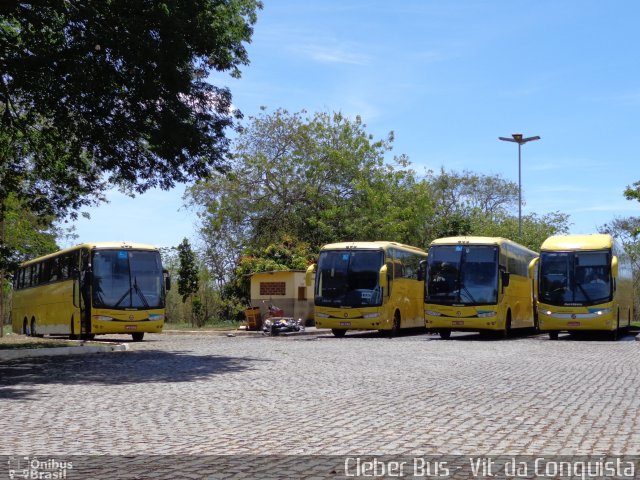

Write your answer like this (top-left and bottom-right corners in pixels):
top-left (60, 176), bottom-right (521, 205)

top-left (1, 329), bottom-right (639, 461)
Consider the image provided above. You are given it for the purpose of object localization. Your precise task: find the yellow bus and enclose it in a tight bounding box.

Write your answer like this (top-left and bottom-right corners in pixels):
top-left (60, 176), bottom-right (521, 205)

top-left (424, 236), bottom-right (538, 339)
top-left (11, 242), bottom-right (170, 341)
top-left (306, 241), bottom-right (427, 337)
top-left (531, 234), bottom-right (633, 340)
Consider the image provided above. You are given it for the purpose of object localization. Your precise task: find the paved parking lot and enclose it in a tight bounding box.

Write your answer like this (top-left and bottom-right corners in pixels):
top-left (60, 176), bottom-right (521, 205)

top-left (1, 330), bottom-right (639, 477)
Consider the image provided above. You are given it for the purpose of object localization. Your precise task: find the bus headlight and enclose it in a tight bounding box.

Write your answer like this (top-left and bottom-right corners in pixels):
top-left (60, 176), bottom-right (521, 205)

top-left (477, 311), bottom-right (497, 318)
top-left (93, 315), bottom-right (113, 321)
top-left (426, 310), bottom-right (441, 317)
top-left (363, 313), bottom-right (380, 319)
top-left (315, 312), bottom-right (330, 318)
top-left (594, 308), bottom-right (611, 316)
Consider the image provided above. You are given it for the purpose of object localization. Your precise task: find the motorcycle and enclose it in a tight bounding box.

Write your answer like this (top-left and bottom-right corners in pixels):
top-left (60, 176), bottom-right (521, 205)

top-left (262, 302), bottom-right (304, 336)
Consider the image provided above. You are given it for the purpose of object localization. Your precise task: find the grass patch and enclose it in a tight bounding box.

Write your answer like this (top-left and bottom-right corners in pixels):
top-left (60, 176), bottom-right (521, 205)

top-left (0, 325), bottom-right (107, 350)
top-left (164, 320), bottom-right (242, 331)
top-left (0, 334), bottom-right (79, 350)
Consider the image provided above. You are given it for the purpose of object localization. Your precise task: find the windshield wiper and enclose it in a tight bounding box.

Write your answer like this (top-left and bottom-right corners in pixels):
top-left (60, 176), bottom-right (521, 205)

top-left (459, 282), bottom-right (477, 304)
top-left (575, 281), bottom-right (592, 303)
top-left (133, 276), bottom-right (149, 308)
top-left (114, 286), bottom-right (133, 308)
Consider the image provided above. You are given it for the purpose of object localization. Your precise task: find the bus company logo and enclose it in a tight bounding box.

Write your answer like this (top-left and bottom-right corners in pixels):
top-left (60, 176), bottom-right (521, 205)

top-left (456, 311), bottom-right (462, 317)
top-left (7, 456), bottom-right (73, 479)
top-left (129, 314), bottom-right (135, 321)
top-left (571, 314), bottom-right (577, 319)
top-left (344, 313), bottom-right (349, 318)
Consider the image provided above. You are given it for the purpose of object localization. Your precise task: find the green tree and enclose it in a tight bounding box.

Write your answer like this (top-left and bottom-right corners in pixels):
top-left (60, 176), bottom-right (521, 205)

top-left (187, 108), bottom-right (403, 263)
top-left (177, 238), bottom-right (200, 326)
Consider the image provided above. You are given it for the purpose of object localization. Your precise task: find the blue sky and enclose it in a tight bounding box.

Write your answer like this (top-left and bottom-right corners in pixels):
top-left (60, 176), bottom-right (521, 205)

top-left (66, 0), bottom-right (640, 249)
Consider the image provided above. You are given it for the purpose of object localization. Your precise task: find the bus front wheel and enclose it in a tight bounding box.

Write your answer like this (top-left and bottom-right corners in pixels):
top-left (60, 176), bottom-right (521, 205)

top-left (499, 313), bottom-right (512, 339)
top-left (610, 314), bottom-right (620, 341)
top-left (549, 331), bottom-right (559, 340)
top-left (331, 329), bottom-right (346, 338)
top-left (390, 311), bottom-right (401, 337)
top-left (69, 318), bottom-right (78, 340)
top-left (439, 329), bottom-right (451, 340)
top-left (131, 332), bottom-right (145, 342)
top-left (30, 318), bottom-right (42, 338)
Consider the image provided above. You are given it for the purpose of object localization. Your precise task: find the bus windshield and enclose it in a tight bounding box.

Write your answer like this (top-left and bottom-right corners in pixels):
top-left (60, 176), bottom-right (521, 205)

top-left (539, 250), bottom-right (611, 306)
top-left (315, 250), bottom-right (384, 308)
top-left (426, 245), bottom-right (498, 305)
top-left (92, 249), bottom-right (164, 309)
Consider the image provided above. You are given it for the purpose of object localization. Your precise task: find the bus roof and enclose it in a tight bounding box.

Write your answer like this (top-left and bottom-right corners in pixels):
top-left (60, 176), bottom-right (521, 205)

top-left (540, 234), bottom-right (613, 251)
top-left (319, 241), bottom-right (426, 254)
top-left (19, 241), bottom-right (160, 266)
top-left (429, 236), bottom-right (537, 254)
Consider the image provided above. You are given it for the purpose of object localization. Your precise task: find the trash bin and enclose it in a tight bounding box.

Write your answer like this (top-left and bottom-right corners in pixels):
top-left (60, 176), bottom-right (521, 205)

top-left (244, 307), bottom-right (262, 331)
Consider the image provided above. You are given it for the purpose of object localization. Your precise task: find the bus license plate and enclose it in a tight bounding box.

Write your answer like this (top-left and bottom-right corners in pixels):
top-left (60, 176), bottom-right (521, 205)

top-left (452, 321), bottom-right (464, 326)
top-left (340, 322), bottom-right (351, 327)
top-left (125, 325), bottom-right (137, 330)
top-left (568, 322), bottom-right (580, 327)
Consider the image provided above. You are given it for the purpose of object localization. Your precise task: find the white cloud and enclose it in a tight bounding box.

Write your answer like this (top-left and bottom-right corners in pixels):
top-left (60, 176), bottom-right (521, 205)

top-left (291, 43), bottom-right (372, 66)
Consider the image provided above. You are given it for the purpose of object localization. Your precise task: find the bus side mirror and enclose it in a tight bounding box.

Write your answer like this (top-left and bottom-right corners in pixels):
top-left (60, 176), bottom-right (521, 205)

top-left (305, 264), bottom-right (316, 287)
top-left (379, 264), bottom-right (389, 296)
top-left (417, 260), bottom-right (427, 281)
top-left (611, 256), bottom-right (619, 277)
top-left (501, 270), bottom-right (510, 288)
top-left (163, 269), bottom-right (171, 291)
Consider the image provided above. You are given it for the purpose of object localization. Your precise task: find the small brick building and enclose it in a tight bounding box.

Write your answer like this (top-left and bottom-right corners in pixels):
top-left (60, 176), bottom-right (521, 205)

top-left (249, 270), bottom-right (314, 323)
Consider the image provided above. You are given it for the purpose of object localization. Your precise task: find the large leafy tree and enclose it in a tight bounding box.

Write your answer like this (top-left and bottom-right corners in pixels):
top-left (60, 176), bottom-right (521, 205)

top-left (1, 0), bottom-right (261, 210)
top-left (187, 108), bottom-right (405, 278)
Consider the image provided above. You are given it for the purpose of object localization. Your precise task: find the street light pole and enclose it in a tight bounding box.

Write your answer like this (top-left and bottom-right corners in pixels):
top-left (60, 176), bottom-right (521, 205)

top-left (498, 133), bottom-right (540, 239)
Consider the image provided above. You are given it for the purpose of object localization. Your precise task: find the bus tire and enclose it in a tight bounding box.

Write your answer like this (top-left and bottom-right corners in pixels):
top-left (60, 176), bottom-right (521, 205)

top-left (22, 318), bottom-right (29, 336)
top-left (610, 313), bottom-right (620, 341)
top-left (30, 318), bottom-right (42, 337)
top-left (131, 332), bottom-right (145, 342)
top-left (549, 331), bottom-right (559, 340)
top-left (82, 333), bottom-right (95, 340)
top-left (69, 318), bottom-right (78, 340)
top-left (499, 312), bottom-right (512, 339)
top-left (439, 329), bottom-right (451, 340)
top-left (331, 329), bottom-right (346, 338)
top-left (390, 311), bottom-right (401, 337)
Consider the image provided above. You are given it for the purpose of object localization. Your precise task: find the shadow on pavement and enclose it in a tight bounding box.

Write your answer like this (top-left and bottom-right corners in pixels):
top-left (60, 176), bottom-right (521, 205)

top-left (317, 328), bottom-right (432, 339)
top-left (0, 350), bottom-right (268, 401)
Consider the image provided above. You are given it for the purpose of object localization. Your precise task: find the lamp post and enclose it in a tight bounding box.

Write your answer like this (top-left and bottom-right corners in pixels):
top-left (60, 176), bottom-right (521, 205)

top-left (498, 133), bottom-right (540, 238)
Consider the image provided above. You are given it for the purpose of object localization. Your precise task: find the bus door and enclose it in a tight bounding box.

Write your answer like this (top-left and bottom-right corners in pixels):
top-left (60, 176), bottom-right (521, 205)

top-left (80, 249), bottom-right (92, 336)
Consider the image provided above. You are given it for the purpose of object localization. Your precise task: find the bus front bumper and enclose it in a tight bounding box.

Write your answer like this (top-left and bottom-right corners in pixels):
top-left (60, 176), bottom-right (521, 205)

top-left (538, 308), bottom-right (616, 332)
top-left (425, 308), bottom-right (501, 331)
top-left (314, 315), bottom-right (388, 331)
top-left (92, 314), bottom-right (165, 335)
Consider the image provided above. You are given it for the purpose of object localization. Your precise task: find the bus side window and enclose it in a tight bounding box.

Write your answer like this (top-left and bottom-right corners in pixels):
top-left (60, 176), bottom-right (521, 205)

top-left (40, 260), bottom-right (51, 284)
top-left (50, 257), bottom-right (59, 282)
